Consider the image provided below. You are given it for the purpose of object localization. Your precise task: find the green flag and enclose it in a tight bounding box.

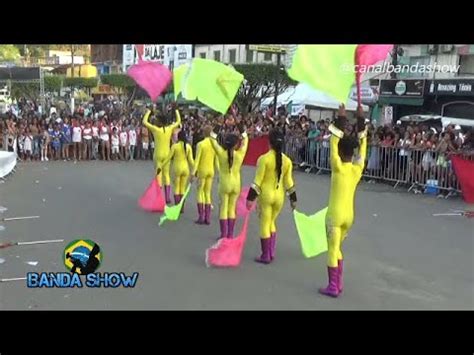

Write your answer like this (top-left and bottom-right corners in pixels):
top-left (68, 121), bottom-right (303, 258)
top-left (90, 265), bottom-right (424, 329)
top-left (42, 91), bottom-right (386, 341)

top-left (159, 184), bottom-right (192, 226)
top-left (173, 63), bottom-right (189, 100)
top-left (287, 45), bottom-right (357, 104)
top-left (182, 58), bottom-right (244, 114)
top-left (293, 207), bottom-right (328, 258)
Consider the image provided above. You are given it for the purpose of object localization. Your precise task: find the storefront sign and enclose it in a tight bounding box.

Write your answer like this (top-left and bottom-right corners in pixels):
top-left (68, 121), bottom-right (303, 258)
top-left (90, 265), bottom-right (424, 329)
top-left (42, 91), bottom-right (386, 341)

top-left (427, 79), bottom-right (474, 96)
top-left (379, 79), bottom-right (425, 97)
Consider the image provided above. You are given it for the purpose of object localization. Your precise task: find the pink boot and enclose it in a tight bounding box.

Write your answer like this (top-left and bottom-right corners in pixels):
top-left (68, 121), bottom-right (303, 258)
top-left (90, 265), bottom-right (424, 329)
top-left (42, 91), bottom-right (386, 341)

top-left (338, 260), bottom-right (344, 293)
top-left (174, 194), bottom-right (180, 205)
top-left (195, 203), bottom-right (204, 224)
top-left (318, 267), bottom-right (339, 298)
top-left (255, 238), bottom-right (272, 264)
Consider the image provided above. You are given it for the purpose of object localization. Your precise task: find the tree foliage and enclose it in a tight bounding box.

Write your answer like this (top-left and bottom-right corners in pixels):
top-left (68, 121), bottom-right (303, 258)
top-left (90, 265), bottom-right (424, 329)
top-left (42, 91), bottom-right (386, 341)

top-left (100, 74), bottom-right (135, 88)
top-left (233, 63), bottom-right (296, 114)
top-left (44, 75), bottom-right (63, 92)
top-left (63, 77), bottom-right (98, 88)
top-left (0, 45), bottom-right (21, 63)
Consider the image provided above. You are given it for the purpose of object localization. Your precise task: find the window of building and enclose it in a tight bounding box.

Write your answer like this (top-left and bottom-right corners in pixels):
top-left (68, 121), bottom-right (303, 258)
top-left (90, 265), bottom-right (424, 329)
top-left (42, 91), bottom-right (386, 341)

top-left (199, 52), bottom-right (206, 59)
top-left (229, 49), bottom-right (237, 63)
top-left (214, 50), bottom-right (221, 62)
top-left (246, 49), bottom-right (254, 63)
top-left (405, 56), bottom-right (430, 78)
top-left (264, 52), bottom-right (272, 61)
top-left (459, 55), bottom-right (474, 75)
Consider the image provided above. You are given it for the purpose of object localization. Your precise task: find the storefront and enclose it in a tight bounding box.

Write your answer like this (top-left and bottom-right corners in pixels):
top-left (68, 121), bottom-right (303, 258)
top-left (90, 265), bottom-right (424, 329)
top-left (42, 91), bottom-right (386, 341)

top-left (424, 79), bottom-right (474, 120)
top-left (377, 79), bottom-right (428, 123)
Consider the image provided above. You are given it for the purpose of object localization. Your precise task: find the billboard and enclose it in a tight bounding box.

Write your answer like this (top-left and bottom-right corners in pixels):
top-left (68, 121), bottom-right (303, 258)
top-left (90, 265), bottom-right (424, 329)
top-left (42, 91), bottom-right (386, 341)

top-left (122, 45), bottom-right (193, 72)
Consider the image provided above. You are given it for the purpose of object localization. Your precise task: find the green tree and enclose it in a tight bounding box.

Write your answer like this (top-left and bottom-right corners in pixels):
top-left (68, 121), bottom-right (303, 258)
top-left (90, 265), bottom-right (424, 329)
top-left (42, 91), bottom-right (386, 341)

top-left (100, 74), bottom-right (137, 107)
top-left (0, 45), bottom-right (21, 63)
top-left (63, 77), bottom-right (98, 89)
top-left (233, 63), bottom-right (296, 114)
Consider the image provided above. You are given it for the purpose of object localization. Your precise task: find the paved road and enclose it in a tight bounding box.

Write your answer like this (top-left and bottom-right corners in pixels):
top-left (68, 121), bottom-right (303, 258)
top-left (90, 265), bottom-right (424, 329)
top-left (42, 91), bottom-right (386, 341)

top-left (0, 160), bottom-right (472, 310)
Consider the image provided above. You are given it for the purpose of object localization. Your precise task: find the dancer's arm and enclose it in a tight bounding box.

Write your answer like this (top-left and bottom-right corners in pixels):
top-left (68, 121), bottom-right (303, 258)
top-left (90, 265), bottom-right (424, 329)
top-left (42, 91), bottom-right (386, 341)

top-left (284, 159), bottom-right (297, 209)
top-left (186, 144), bottom-right (195, 167)
top-left (328, 104), bottom-right (347, 172)
top-left (142, 110), bottom-right (159, 135)
top-left (236, 122), bottom-right (248, 157)
top-left (209, 125), bottom-right (226, 158)
top-left (354, 106), bottom-right (368, 172)
top-left (247, 155), bottom-right (266, 202)
top-left (192, 141), bottom-right (202, 176)
top-left (171, 109), bottom-right (182, 130)
top-left (161, 144), bottom-right (176, 169)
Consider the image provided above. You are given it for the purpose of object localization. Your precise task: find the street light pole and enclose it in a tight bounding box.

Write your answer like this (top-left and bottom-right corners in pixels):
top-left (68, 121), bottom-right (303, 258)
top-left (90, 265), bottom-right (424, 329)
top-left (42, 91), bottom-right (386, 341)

top-left (273, 52), bottom-right (281, 115)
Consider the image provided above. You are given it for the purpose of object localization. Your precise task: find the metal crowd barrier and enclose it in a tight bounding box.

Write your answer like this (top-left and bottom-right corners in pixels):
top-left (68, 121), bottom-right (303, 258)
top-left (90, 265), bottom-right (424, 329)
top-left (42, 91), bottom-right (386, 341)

top-left (285, 136), bottom-right (474, 198)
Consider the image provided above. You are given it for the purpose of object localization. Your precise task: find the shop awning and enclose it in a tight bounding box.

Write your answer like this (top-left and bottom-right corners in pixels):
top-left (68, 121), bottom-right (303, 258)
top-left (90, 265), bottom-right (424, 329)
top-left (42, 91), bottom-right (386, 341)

top-left (378, 97), bottom-right (424, 106)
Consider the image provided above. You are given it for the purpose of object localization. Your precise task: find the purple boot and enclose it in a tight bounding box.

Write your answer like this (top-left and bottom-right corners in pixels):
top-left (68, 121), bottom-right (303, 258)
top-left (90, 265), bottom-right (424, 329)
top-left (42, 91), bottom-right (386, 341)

top-left (204, 204), bottom-right (211, 225)
top-left (178, 194), bottom-right (184, 213)
top-left (164, 185), bottom-right (172, 204)
top-left (338, 260), bottom-right (344, 293)
top-left (218, 219), bottom-right (227, 240)
top-left (270, 232), bottom-right (277, 260)
top-left (195, 203), bottom-right (204, 224)
top-left (255, 238), bottom-right (272, 264)
top-left (227, 219), bottom-right (236, 239)
top-left (174, 194), bottom-right (180, 205)
top-left (318, 267), bottom-right (340, 298)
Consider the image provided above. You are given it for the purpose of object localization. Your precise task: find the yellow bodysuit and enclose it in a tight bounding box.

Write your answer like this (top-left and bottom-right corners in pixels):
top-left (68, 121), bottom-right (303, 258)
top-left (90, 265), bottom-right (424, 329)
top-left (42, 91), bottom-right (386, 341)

top-left (252, 150), bottom-right (295, 239)
top-left (142, 109), bottom-right (181, 186)
top-left (210, 132), bottom-right (248, 221)
top-left (162, 141), bottom-right (194, 196)
top-left (326, 131), bottom-right (367, 268)
top-left (192, 137), bottom-right (219, 205)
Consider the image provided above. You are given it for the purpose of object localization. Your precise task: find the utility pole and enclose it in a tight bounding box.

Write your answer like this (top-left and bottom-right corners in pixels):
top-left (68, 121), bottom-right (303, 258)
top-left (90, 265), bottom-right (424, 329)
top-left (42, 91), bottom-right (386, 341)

top-left (390, 44), bottom-right (399, 79)
top-left (273, 52), bottom-right (281, 115)
top-left (70, 44), bottom-right (75, 114)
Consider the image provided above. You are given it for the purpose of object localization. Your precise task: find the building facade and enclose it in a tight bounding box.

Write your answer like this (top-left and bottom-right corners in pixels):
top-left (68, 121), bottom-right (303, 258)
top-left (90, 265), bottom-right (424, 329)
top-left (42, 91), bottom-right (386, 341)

top-left (378, 44), bottom-right (474, 121)
top-left (193, 45), bottom-right (288, 65)
top-left (91, 45), bottom-right (123, 74)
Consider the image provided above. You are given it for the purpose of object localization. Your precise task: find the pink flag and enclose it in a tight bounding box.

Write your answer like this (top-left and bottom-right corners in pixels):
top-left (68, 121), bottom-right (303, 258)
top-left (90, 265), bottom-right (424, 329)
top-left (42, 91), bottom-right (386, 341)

top-left (138, 177), bottom-right (165, 213)
top-left (205, 213), bottom-right (250, 268)
top-left (355, 45), bottom-right (393, 67)
top-left (127, 61), bottom-right (172, 102)
top-left (236, 186), bottom-right (256, 217)
top-left (355, 44), bottom-right (393, 105)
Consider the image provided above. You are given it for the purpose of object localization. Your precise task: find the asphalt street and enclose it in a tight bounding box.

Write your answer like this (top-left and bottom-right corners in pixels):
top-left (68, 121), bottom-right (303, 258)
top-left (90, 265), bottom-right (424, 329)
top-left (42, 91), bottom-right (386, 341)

top-left (0, 160), bottom-right (472, 310)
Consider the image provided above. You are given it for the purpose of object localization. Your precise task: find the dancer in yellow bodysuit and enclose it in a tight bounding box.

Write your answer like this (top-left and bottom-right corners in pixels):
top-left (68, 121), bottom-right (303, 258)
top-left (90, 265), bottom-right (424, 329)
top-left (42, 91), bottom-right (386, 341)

top-left (319, 104), bottom-right (367, 298)
top-left (210, 122), bottom-right (248, 239)
top-left (160, 130), bottom-right (194, 210)
top-left (192, 126), bottom-right (219, 225)
top-left (246, 128), bottom-right (297, 264)
top-left (142, 107), bottom-right (181, 204)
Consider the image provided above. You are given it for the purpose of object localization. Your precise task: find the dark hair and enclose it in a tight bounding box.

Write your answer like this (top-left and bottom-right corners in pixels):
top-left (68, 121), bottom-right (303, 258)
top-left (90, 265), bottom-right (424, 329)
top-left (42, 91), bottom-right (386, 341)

top-left (338, 136), bottom-right (359, 160)
top-left (269, 128), bottom-right (284, 187)
top-left (223, 134), bottom-right (239, 171)
top-left (178, 130), bottom-right (187, 152)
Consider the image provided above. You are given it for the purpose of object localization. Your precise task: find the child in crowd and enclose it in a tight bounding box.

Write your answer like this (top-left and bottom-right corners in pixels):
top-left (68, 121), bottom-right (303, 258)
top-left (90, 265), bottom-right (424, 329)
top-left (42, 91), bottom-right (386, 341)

top-left (111, 127), bottom-right (120, 160)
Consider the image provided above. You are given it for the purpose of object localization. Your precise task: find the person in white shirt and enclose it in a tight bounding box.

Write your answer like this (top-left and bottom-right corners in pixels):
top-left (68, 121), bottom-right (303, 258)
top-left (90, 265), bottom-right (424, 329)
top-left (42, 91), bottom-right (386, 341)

top-left (72, 121), bottom-right (82, 161)
top-left (92, 121), bottom-right (100, 160)
top-left (111, 127), bottom-right (120, 160)
top-left (128, 125), bottom-right (137, 160)
top-left (100, 118), bottom-right (111, 161)
top-left (82, 121), bottom-right (93, 160)
top-left (119, 128), bottom-right (129, 161)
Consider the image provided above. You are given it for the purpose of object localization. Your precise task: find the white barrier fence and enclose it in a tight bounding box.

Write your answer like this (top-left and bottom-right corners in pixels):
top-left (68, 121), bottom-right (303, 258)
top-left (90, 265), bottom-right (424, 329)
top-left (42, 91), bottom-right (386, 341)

top-left (285, 137), bottom-right (474, 198)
